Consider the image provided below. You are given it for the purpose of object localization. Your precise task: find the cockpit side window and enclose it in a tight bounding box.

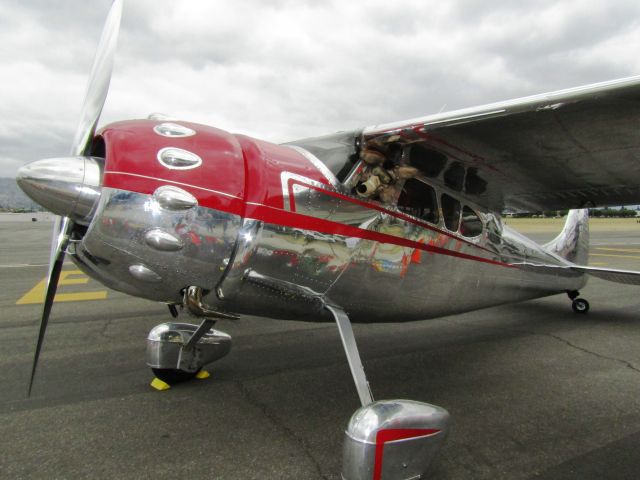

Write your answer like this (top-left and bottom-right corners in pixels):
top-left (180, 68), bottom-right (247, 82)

top-left (460, 205), bottom-right (483, 238)
top-left (397, 178), bottom-right (439, 224)
top-left (441, 193), bottom-right (461, 231)
top-left (283, 131), bottom-right (359, 183)
top-left (485, 213), bottom-right (502, 244)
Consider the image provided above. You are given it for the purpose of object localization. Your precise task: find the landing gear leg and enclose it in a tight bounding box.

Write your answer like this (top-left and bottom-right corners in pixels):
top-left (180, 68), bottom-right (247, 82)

top-left (325, 304), bottom-right (373, 406)
top-left (324, 303), bottom-right (450, 480)
top-left (567, 291), bottom-right (590, 314)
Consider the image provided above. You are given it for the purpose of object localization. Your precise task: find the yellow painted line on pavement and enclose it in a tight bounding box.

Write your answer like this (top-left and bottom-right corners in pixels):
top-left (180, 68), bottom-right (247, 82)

top-left (589, 253), bottom-right (640, 260)
top-left (16, 270), bottom-right (108, 305)
top-left (589, 262), bottom-right (608, 266)
top-left (595, 247), bottom-right (640, 254)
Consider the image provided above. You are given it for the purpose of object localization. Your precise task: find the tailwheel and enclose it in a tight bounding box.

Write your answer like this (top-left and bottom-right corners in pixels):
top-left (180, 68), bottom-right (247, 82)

top-left (572, 298), bottom-right (590, 314)
top-left (151, 368), bottom-right (200, 385)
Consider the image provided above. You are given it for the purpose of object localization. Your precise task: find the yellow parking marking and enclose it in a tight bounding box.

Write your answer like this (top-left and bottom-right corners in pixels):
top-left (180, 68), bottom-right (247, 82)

top-left (16, 270), bottom-right (108, 305)
top-left (589, 253), bottom-right (640, 260)
top-left (589, 262), bottom-right (608, 266)
top-left (595, 247), bottom-right (640, 254)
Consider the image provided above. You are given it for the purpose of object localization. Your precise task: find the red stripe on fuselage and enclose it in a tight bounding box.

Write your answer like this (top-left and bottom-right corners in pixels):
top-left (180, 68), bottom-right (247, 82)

top-left (285, 177), bottom-right (496, 254)
top-left (245, 202), bottom-right (513, 268)
top-left (103, 171), bottom-right (245, 216)
top-left (103, 171), bottom-right (513, 269)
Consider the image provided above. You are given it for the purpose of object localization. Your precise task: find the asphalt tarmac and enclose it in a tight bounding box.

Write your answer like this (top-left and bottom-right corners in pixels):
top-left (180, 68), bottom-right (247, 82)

top-left (2, 217), bottom-right (640, 479)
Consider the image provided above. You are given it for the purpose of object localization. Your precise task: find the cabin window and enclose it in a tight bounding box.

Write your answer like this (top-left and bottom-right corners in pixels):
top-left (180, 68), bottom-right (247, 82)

top-left (460, 206), bottom-right (483, 237)
top-left (485, 213), bottom-right (502, 244)
top-left (397, 178), bottom-right (439, 224)
top-left (283, 131), bottom-right (359, 183)
top-left (465, 167), bottom-right (487, 195)
top-left (408, 145), bottom-right (447, 178)
top-left (441, 193), bottom-right (461, 231)
top-left (443, 162), bottom-right (465, 191)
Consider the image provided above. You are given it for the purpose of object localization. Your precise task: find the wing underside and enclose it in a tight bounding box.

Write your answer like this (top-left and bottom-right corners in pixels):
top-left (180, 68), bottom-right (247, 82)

top-left (362, 75), bottom-right (640, 213)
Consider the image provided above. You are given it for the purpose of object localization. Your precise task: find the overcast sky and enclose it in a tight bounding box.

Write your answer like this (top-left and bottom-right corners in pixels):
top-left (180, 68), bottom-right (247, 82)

top-left (1, 0), bottom-right (639, 178)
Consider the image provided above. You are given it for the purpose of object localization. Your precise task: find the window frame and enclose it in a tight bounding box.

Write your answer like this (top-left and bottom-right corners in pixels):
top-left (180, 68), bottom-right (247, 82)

top-left (440, 192), bottom-right (462, 232)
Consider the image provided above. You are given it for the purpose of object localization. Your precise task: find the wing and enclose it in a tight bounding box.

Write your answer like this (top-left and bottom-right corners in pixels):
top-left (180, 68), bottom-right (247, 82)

top-left (363, 75), bottom-right (640, 212)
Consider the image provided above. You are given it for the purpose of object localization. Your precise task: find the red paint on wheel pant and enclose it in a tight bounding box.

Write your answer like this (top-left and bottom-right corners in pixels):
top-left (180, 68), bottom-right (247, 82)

top-left (373, 428), bottom-right (440, 480)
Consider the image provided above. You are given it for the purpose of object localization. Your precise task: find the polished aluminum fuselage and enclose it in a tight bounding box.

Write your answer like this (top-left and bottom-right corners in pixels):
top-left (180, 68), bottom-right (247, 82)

top-left (204, 189), bottom-right (586, 323)
top-left (68, 120), bottom-right (586, 323)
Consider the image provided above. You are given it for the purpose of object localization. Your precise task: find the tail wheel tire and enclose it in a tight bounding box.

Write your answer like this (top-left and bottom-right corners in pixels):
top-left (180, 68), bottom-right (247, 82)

top-left (572, 298), bottom-right (590, 314)
top-left (152, 368), bottom-right (200, 385)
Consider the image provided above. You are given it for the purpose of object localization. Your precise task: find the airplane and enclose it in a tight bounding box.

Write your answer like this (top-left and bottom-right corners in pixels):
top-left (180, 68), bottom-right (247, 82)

top-left (16, 1), bottom-right (640, 478)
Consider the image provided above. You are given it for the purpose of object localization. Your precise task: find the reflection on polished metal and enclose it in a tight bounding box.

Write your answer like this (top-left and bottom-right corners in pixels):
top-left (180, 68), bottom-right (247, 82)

top-left (153, 185), bottom-right (198, 210)
top-left (73, 188), bottom-right (242, 304)
top-left (157, 147), bottom-right (202, 170)
top-left (153, 122), bottom-right (196, 138)
top-left (144, 229), bottom-right (184, 251)
top-left (129, 264), bottom-right (162, 283)
top-left (16, 156), bottom-right (102, 224)
top-left (184, 286), bottom-right (239, 320)
top-left (215, 218), bottom-right (262, 301)
top-left (284, 145), bottom-right (341, 188)
top-left (146, 322), bottom-right (232, 372)
top-left (183, 318), bottom-right (216, 350)
top-left (342, 400), bottom-right (450, 480)
top-left (81, 164), bottom-right (592, 323)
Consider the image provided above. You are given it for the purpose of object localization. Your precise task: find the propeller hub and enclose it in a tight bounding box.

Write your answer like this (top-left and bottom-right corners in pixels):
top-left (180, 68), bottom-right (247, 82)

top-left (17, 156), bottom-right (102, 224)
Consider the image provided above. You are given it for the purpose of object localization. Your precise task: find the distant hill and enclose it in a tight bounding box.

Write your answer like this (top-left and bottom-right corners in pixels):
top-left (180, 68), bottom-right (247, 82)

top-left (0, 178), bottom-right (41, 211)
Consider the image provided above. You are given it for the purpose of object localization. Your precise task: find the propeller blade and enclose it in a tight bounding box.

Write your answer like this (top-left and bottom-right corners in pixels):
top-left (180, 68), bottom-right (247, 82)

top-left (70, 0), bottom-right (123, 156)
top-left (47, 216), bottom-right (68, 276)
top-left (27, 217), bottom-right (72, 396)
top-left (27, 1), bottom-right (122, 395)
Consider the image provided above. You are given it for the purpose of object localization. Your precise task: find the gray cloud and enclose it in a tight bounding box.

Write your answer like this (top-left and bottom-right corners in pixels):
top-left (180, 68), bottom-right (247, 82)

top-left (1, 0), bottom-right (639, 177)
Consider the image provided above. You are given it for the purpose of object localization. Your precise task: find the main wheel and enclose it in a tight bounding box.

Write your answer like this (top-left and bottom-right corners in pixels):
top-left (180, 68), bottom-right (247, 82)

top-left (152, 368), bottom-right (199, 385)
top-left (572, 298), bottom-right (590, 314)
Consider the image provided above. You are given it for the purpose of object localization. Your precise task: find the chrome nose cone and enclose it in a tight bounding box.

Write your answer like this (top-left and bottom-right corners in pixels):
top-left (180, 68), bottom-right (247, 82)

top-left (16, 156), bottom-right (102, 224)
